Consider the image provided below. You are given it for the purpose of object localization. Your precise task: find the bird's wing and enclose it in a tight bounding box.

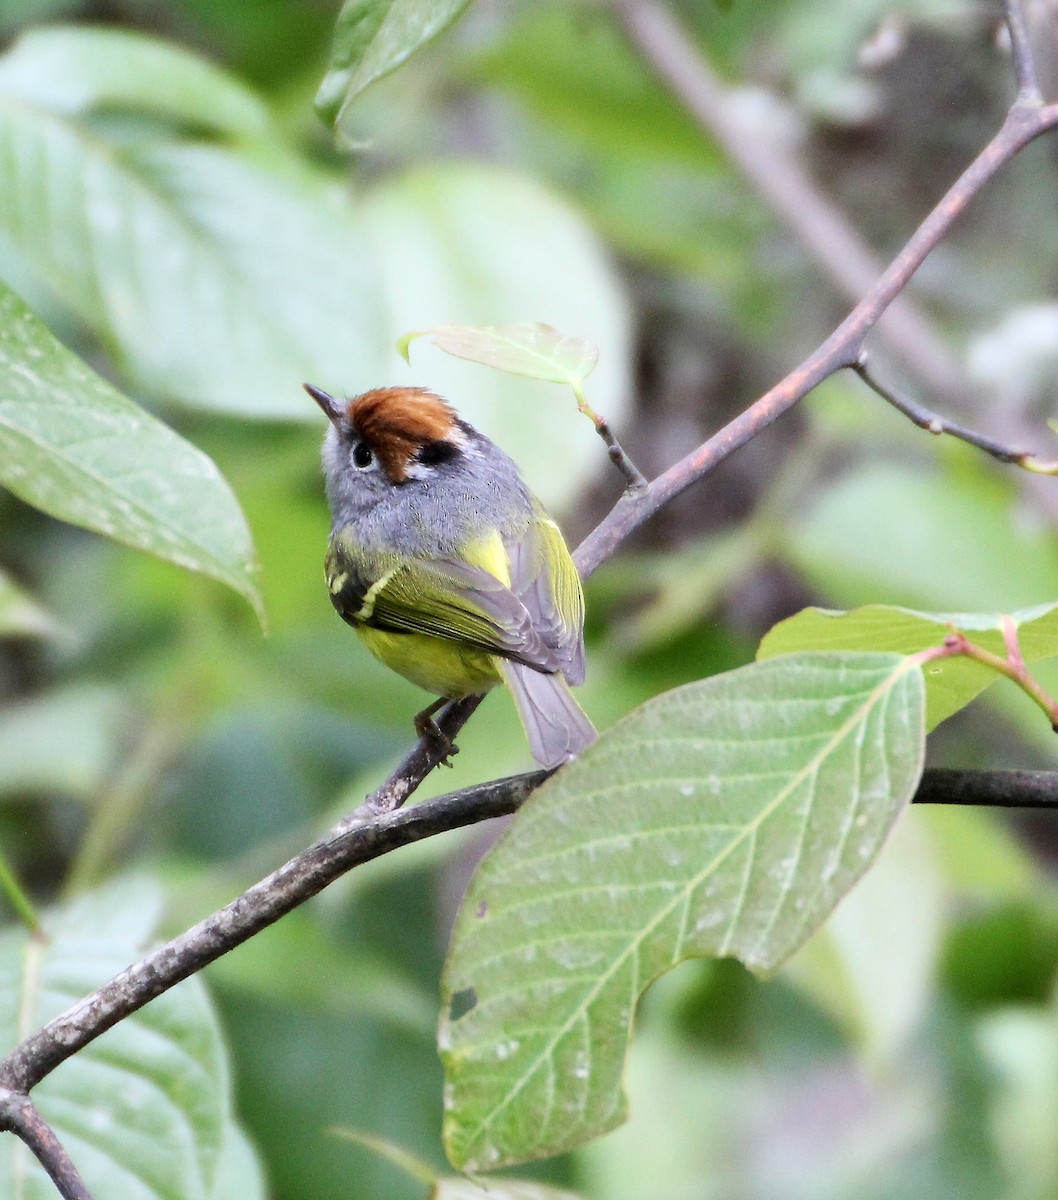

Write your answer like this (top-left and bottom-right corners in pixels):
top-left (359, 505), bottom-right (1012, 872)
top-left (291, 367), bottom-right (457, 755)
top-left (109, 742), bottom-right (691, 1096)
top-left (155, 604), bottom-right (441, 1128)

top-left (504, 514), bottom-right (586, 685)
top-left (327, 536), bottom-right (554, 670)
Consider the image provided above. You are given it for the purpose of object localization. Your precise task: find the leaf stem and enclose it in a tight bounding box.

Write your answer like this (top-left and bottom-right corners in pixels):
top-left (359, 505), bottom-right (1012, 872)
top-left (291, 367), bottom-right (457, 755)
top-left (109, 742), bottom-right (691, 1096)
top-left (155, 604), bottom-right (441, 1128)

top-left (917, 622), bottom-right (1058, 728)
top-left (571, 381), bottom-right (647, 492)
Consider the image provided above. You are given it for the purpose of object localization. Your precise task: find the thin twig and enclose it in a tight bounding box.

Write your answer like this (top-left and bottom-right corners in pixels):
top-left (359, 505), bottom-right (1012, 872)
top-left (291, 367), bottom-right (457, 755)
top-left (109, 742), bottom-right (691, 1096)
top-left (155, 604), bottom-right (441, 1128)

top-left (1003, 0), bottom-right (1044, 102)
top-left (851, 355), bottom-right (1035, 464)
top-left (0, 1091), bottom-right (94, 1200)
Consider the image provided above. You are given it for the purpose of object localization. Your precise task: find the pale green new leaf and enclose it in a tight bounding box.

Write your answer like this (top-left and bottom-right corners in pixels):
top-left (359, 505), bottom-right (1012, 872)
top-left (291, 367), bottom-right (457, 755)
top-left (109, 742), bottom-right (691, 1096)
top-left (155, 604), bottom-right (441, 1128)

top-left (0, 282), bottom-right (261, 617)
top-left (0, 877), bottom-right (260, 1200)
top-left (400, 322), bottom-right (599, 387)
top-left (0, 25), bottom-right (267, 136)
top-left (758, 601), bottom-right (1058, 729)
top-left (316, 0), bottom-right (471, 126)
top-left (441, 652), bottom-right (925, 1169)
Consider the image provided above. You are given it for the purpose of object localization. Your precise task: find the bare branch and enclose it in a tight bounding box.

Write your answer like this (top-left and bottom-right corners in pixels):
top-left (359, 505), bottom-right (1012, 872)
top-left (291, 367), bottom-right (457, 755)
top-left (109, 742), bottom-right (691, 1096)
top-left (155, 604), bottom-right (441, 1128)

top-left (0, 1091), bottom-right (94, 1200)
top-left (913, 767), bottom-right (1058, 807)
top-left (851, 354), bottom-right (1036, 464)
top-left (574, 95), bottom-right (1058, 578)
top-left (0, 769), bottom-right (549, 1093)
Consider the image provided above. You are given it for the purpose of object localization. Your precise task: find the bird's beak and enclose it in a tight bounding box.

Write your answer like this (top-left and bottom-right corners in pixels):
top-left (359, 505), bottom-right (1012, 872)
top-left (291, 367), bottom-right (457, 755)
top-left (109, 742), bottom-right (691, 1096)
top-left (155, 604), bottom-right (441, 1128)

top-left (303, 382), bottom-right (345, 424)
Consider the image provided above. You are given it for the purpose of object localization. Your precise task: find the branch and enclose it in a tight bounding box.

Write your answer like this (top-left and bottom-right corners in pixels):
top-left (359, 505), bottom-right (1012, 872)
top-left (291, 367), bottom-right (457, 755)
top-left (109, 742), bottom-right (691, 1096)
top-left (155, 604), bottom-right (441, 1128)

top-left (851, 354), bottom-right (1037, 465)
top-left (574, 94), bottom-right (1058, 578)
top-left (3, 753), bottom-right (1056, 1099)
top-left (1003, 0), bottom-right (1044, 102)
top-left (0, 769), bottom-right (550, 1093)
top-left (913, 767), bottom-right (1058, 808)
top-left (0, 1091), bottom-right (93, 1200)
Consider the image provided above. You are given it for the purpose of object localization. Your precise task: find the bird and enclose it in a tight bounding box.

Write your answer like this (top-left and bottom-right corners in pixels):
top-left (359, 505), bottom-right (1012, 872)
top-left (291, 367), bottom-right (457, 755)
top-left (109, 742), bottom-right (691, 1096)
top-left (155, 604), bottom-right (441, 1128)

top-left (306, 382), bottom-right (597, 769)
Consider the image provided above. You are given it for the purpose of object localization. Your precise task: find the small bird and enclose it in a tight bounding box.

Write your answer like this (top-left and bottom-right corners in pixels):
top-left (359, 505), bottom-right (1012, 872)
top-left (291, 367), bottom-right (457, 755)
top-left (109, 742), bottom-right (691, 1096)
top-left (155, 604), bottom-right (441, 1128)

top-left (307, 383), bottom-right (597, 769)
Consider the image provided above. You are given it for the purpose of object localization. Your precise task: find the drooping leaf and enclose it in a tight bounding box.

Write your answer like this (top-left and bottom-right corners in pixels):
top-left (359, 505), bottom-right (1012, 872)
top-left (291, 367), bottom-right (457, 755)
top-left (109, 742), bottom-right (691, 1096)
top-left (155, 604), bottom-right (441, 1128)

top-left (0, 876), bottom-right (262, 1200)
top-left (315, 0), bottom-right (472, 127)
top-left (758, 601), bottom-right (1058, 729)
top-left (0, 282), bottom-right (262, 617)
top-left (441, 652), bottom-right (925, 1169)
top-left (399, 323), bottom-right (598, 387)
top-left (0, 25), bottom-right (267, 136)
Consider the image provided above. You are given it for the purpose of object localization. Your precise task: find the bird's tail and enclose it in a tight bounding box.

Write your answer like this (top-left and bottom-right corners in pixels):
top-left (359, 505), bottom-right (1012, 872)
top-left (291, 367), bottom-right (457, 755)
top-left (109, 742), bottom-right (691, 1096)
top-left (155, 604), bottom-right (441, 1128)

top-left (499, 661), bottom-right (597, 769)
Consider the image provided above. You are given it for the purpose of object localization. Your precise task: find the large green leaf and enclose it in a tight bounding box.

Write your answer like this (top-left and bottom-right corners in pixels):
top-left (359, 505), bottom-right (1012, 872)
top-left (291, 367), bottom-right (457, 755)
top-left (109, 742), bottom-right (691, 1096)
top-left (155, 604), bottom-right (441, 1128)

top-left (315, 0), bottom-right (471, 127)
top-left (0, 877), bottom-right (263, 1200)
top-left (758, 601), bottom-right (1058, 729)
top-left (0, 282), bottom-right (261, 616)
top-left (0, 25), bottom-right (267, 135)
top-left (441, 652), bottom-right (925, 1169)
top-left (0, 65), bottom-right (387, 417)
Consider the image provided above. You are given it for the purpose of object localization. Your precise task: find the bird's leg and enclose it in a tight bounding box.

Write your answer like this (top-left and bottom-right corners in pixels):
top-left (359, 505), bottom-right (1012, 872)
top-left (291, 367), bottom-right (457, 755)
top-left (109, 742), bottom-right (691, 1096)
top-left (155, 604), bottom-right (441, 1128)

top-left (414, 697), bottom-right (460, 767)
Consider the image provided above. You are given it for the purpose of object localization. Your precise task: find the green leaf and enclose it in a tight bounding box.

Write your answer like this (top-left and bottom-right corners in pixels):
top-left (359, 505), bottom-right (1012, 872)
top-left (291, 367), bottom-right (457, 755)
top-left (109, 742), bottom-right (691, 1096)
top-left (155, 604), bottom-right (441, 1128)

top-left (0, 89), bottom-right (387, 417)
top-left (315, 0), bottom-right (471, 127)
top-left (758, 601), bottom-right (1058, 729)
top-left (0, 876), bottom-right (259, 1200)
top-left (0, 26), bottom-right (268, 136)
top-left (400, 322), bottom-right (598, 387)
top-left (781, 464), bottom-right (1058, 612)
top-left (0, 566), bottom-right (59, 637)
top-left (441, 652), bottom-right (925, 1169)
top-left (0, 282), bottom-right (262, 617)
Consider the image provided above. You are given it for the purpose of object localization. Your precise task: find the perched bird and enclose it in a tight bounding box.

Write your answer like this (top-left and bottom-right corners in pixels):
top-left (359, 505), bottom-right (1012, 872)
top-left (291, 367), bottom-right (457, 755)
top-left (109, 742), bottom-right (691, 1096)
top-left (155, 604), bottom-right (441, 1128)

top-left (307, 383), bottom-right (596, 769)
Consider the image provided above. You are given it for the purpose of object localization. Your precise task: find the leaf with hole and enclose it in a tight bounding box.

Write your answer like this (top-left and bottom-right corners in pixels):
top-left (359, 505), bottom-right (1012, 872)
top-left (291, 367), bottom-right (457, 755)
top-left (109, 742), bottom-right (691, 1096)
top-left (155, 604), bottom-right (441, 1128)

top-left (440, 652), bottom-right (925, 1168)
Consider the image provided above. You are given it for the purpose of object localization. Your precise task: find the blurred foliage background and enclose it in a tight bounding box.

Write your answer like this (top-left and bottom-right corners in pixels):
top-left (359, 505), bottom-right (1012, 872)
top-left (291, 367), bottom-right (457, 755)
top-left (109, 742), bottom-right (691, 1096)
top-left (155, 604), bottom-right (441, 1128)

top-left (2, 0), bottom-right (1058, 1197)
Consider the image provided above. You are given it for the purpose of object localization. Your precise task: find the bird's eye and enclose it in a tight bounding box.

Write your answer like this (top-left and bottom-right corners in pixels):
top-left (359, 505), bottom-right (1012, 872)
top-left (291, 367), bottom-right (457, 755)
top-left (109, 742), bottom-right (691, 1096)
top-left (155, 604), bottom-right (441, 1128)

top-left (352, 442), bottom-right (374, 469)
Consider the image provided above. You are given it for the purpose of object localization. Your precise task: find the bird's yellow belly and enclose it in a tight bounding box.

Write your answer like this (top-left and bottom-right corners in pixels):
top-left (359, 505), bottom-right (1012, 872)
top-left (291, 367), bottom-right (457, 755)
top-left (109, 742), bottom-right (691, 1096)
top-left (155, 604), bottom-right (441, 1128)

top-left (357, 626), bottom-right (503, 697)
